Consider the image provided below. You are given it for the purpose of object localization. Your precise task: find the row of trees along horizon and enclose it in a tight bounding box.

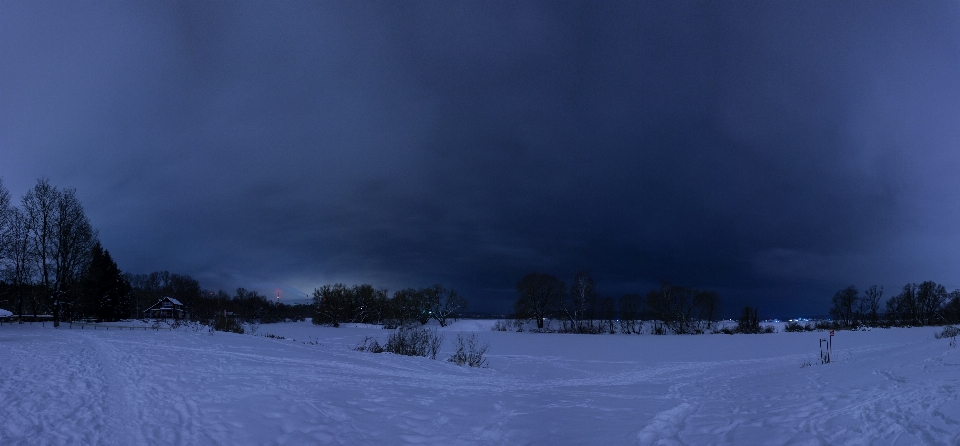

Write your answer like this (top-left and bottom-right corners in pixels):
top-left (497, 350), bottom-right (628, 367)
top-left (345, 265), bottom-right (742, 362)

top-left (511, 272), bottom-right (960, 335)
top-left (3, 178), bottom-right (960, 333)
top-left (821, 283), bottom-right (960, 331)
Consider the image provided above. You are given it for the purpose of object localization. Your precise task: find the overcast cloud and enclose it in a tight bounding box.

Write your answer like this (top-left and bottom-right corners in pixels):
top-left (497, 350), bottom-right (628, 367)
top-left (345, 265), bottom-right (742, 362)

top-left (3, 1), bottom-right (960, 316)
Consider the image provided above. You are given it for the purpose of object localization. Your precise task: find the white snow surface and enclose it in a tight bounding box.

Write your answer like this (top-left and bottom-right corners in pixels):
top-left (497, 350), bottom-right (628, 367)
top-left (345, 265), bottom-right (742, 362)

top-left (1, 320), bottom-right (958, 445)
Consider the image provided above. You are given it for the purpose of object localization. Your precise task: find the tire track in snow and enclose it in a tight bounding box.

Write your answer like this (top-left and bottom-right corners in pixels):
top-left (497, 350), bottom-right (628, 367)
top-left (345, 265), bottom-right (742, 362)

top-left (77, 331), bottom-right (150, 446)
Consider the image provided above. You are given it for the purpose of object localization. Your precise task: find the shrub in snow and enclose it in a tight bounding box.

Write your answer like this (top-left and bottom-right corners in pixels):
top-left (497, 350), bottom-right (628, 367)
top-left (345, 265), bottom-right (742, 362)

top-left (385, 326), bottom-right (443, 359)
top-left (935, 325), bottom-right (959, 339)
top-left (513, 319), bottom-right (525, 332)
top-left (784, 321), bottom-right (815, 332)
top-left (715, 307), bottom-right (776, 334)
top-left (355, 336), bottom-right (385, 353)
top-left (814, 320), bottom-right (836, 331)
top-left (735, 306), bottom-right (761, 333)
top-left (214, 316), bottom-right (244, 334)
top-left (619, 319), bottom-right (644, 335)
top-left (356, 327), bottom-right (444, 359)
top-left (935, 326), bottom-right (958, 347)
top-left (447, 333), bottom-right (489, 368)
top-left (491, 320), bottom-right (509, 331)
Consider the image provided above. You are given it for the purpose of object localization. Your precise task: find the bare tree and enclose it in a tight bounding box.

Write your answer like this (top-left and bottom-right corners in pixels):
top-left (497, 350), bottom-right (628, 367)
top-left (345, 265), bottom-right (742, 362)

top-left (427, 284), bottom-right (468, 327)
top-left (23, 179), bottom-right (59, 322)
top-left (562, 270), bottom-right (597, 333)
top-left (617, 293), bottom-right (643, 334)
top-left (596, 296), bottom-right (616, 334)
top-left (2, 208), bottom-right (33, 321)
top-left (514, 272), bottom-right (564, 330)
top-left (862, 285), bottom-right (883, 326)
top-left (916, 281), bottom-right (947, 326)
top-left (735, 306), bottom-right (761, 333)
top-left (51, 188), bottom-right (97, 324)
top-left (886, 283), bottom-right (918, 326)
top-left (0, 177), bottom-right (9, 244)
top-left (646, 282), bottom-right (697, 334)
top-left (312, 283), bottom-right (350, 327)
top-left (389, 288), bottom-right (421, 327)
top-left (829, 286), bottom-right (859, 328)
top-left (693, 290), bottom-right (721, 331)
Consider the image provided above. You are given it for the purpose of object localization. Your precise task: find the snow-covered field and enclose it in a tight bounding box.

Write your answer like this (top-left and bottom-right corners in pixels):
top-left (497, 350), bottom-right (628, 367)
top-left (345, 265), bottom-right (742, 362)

top-left (1, 320), bottom-right (958, 445)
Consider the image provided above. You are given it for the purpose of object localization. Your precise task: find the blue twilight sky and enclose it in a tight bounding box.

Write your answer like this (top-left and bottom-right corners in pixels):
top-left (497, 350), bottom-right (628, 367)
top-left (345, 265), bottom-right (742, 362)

top-left (2, 1), bottom-right (960, 316)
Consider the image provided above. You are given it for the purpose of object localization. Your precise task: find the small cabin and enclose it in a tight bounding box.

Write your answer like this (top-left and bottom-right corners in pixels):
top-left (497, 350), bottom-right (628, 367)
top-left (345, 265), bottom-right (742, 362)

top-left (144, 297), bottom-right (185, 320)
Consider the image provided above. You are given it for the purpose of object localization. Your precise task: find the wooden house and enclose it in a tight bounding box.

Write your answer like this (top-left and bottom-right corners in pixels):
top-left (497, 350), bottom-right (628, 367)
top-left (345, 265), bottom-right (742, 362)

top-left (144, 297), bottom-right (185, 320)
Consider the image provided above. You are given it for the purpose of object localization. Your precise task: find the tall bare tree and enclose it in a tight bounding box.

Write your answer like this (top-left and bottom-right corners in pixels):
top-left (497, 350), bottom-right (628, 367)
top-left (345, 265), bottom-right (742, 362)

top-left (886, 283), bottom-right (918, 326)
top-left (514, 272), bottom-right (564, 330)
top-left (0, 177), bottom-right (9, 240)
top-left (916, 281), bottom-right (947, 326)
top-left (862, 285), bottom-right (883, 326)
top-left (53, 188), bottom-right (97, 323)
top-left (22, 179), bottom-right (58, 321)
top-left (3, 208), bottom-right (34, 321)
top-left (22, 179), bottom-right (96, 327)
top-left (693, 290), bottom-right (721, 331)
top-left (646, 282), bottom-right (697, 334)
top-left (829, 286), bottom-right (859, 328)
top-left (562, 270), bottom-right (597, 333)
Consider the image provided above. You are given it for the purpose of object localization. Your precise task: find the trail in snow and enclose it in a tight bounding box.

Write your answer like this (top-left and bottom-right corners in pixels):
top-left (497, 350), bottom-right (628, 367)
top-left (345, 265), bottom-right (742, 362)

top-left (1, 322), bottom-right (958, 445)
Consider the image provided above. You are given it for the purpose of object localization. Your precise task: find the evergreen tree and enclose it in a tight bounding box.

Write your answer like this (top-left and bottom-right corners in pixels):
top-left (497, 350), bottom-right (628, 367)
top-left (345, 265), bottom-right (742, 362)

top-left (82, 243), bottom-right (131, 321)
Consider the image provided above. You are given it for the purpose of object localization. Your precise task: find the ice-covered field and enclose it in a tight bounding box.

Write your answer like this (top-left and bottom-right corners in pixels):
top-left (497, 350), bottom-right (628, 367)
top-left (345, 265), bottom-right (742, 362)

top-left (1, 320), bottom-right (958, 445)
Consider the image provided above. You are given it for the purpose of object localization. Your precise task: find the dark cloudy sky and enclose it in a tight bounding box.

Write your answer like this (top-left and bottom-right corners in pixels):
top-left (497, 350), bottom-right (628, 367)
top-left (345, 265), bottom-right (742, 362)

top-left (3, 1), bottom-right (960, 317)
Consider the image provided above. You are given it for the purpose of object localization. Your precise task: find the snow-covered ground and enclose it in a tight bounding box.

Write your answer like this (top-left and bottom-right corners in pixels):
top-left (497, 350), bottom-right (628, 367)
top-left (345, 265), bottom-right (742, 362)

top-left (1, 320), bottom-right (958, 445)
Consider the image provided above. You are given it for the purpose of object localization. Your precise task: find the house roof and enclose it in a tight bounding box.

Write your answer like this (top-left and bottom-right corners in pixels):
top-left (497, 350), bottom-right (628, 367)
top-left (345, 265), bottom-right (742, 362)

top-left (144, 297), bottom-right (185, 311)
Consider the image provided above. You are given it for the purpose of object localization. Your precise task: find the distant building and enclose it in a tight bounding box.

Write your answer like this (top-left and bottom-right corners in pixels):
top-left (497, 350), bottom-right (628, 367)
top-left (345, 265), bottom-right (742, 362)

top-left (144, 297), bottom-right (185, 319)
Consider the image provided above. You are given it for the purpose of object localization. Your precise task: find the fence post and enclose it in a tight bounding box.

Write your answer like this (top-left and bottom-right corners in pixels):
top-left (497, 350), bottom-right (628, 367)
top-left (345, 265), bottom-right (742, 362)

top-left (829, 330), bottom-right (834, 361)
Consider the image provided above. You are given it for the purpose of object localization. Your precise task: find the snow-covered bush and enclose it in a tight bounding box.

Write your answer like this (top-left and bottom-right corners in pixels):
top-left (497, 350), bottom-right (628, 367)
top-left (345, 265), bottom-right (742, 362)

top-left (935, 325), bottom-right (959, 339)
top-left (814, 320), bottom-right (836, 331)
top-left (491, 320), bottom-right (509, 331)
top-left (784, 321), bottom-right (814, 332)
top-left (356, 327), bottom-right (444, 359)
top-left (935, 325), bottom-right (958, 347)
top-left (355, 336), bottom-right (384, 353)
top-left (447, 333), bottom-right (489, 368)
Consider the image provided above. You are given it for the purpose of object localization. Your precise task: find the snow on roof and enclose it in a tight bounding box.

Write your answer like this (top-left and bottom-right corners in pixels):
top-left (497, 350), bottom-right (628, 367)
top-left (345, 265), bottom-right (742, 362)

top-left (0, 308), bottom-right (12, 317)
top-left (166, 297), bottom-right (183, 306)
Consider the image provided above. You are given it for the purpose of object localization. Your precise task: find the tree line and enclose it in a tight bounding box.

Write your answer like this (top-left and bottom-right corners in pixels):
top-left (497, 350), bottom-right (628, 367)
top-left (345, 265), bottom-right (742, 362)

top-left (311, 283), bottom-right (468, 328)
top-left (0, 178), bottom-right (310, 328)
top-left (512, 271), bottom-right (724, 334)
top-left (0, 178), bottom-right (105, 326)
top-left (826, 282), bottom-right (960, 330)
top-left (125, 271), bottom-right (311, 326)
